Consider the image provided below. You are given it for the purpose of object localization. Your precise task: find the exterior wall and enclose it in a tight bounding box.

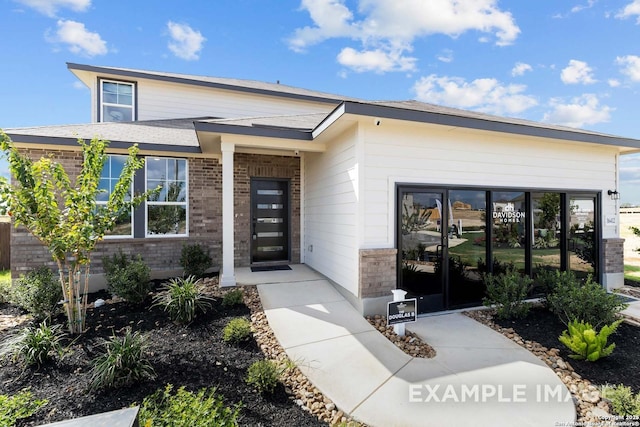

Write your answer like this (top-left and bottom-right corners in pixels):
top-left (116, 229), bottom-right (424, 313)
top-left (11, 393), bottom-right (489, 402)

top-left (360, 120), bottom-right (619, 247)
top-left (10, 148), bottom-right (222, 282)
top-left (304, 126), bottom-right (359, 296)
top-left (359, 248), bottom-right (397, 298)
top-left (131, 79), bottom-right (334, 122)
top-left (233, 153), bottom-right (300, 267)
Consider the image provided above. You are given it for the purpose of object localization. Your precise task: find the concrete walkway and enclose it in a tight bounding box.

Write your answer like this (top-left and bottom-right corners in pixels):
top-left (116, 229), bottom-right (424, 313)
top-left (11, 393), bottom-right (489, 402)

top-left (241, 265), bottom-right (576, 427)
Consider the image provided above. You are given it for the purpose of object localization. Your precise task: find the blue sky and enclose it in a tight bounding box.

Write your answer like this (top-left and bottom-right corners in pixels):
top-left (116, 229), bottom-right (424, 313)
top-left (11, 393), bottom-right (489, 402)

top-left (1, 0), bottom-right (640, 202)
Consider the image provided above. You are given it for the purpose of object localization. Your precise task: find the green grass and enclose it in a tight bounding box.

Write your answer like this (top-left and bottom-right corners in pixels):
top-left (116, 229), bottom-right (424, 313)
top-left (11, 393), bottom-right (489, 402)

top-left (625, 265), bottom-right (640, 283)
top-left (0, 270), bottom-right (10, 284)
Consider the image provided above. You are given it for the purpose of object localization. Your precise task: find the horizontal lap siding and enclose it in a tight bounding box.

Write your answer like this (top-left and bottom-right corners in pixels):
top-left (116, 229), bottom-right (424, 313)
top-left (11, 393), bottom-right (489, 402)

top-left (137, 80), bottom-right (334, 120)
top-left (304, 128), bottom-right (358, 295)
top-left (361, 121), bottom-right (619, 246)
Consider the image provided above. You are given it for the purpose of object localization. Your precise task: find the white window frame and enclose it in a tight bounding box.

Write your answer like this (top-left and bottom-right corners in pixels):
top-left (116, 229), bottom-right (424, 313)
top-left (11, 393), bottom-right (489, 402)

top-left (100, 79), bottom-right (135, 122)
top-left (145, 157), bottom-right (189, 238)
top-left (99, 155), bottom-right (134, 239)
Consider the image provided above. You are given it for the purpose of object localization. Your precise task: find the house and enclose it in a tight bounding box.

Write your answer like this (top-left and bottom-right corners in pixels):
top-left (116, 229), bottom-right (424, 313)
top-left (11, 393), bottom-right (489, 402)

top-left (4, 62), bottom-right (639, 315)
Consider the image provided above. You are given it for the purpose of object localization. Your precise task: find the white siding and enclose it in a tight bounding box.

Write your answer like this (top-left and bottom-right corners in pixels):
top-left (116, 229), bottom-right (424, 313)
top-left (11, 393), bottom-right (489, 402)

top-left (136, 79), bottom-right (334, 120)
top-left (360, 120), bottom-right (620, 247)
top-left (304, 127), bottom-right (359, 295)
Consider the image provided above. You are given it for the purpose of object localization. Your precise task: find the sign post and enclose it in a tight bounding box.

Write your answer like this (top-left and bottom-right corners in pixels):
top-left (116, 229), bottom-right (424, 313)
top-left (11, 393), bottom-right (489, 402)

top-left (388, 289), bottom-right (417, 337)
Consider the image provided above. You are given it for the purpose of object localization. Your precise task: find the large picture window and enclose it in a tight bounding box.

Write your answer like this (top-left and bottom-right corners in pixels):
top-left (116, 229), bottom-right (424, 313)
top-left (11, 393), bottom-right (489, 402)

top-left (146, 157), bottom-right (188, 237)
top-left (98, 155), bottom-right (133, 238)
top-left (101, 80), bottom-right (135, 122)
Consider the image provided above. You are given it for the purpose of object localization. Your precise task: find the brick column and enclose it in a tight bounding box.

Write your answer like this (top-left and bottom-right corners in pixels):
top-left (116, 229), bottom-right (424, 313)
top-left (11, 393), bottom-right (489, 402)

top-left (359, 248), bottom-right (397, 298)
top-left (603, 237), bottom-right (624, 274)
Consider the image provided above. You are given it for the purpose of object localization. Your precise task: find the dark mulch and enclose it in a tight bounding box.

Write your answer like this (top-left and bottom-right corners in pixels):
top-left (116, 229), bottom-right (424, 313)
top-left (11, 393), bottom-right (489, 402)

top-left (0, 290), bottom-right (326, 427)
top-left (492, 306), bottom-right (640, 393)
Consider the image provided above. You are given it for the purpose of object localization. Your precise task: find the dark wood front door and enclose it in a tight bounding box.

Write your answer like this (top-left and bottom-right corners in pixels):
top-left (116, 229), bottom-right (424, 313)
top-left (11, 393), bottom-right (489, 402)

top-left (251, 179), bottom-right (290, 264)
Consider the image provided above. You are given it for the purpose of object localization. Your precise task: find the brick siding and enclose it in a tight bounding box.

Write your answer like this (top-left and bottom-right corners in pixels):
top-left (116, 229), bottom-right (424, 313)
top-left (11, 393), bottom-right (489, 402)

top-left (603, 237), bottom-right (624, 274)
top-left (10, 148), bottom-right (221, 278)
top-left (359, 248), bottom-right (397, 298)
top-left (9, 148), bottom-right (301, 278)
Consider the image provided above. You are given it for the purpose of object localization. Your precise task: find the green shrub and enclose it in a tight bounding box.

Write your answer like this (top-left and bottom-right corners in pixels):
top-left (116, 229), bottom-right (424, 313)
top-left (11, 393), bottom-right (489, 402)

top-left (12, 267), bottom-right (61, 320)
top-left (153, 276), bottom-right (212, 324)
top-left (223, 318), bottom-right (252, 344)
top-left (558, 319), bottom-right (622, 362)
top-left (246, 360), bottom-right (280, 394)
top-left (547, 274), bottom-right (627, 328)
top-left (0, 389), bottom-right (48, 427)
top-left (88, 327), bottom-right (155, 391)
top-left (14, 322), bottom-right (64, 368)
top-left (138, 384), bottom-right (241, 427)
top-left (0, 270), bottom-right (11, 304)
top-left (222, 289), bottom-right (244, 307)
top-left (103, 252), bottom-right (151, 304)
top-left (180, 244), bottom-right (212, 279)
top-left (601, 384), bottom-right (640, 416)
top-left (483, 268), bottom-right (532, 319)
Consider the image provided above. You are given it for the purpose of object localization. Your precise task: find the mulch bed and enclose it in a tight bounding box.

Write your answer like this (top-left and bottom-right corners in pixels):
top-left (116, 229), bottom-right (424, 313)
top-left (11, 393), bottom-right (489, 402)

top-left (0, 282), bottom-right (327, 427)
top-left (491, 306), bottom-right (640, 393)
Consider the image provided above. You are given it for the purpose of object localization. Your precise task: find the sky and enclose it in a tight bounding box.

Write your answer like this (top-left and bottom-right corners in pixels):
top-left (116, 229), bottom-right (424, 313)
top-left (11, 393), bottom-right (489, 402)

top-left (1, 0), bottom-right (640, 202)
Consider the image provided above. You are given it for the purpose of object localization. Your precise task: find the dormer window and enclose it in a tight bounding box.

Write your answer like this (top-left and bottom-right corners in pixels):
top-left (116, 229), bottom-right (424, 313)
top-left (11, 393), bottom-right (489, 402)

top-left (100, 79), bottom-right (135, 122)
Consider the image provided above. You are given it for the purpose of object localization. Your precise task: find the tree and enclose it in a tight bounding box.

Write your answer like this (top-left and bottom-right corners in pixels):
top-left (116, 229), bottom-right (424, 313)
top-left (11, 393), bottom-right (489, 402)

top-left (0, 131), bottom-right (146, 334)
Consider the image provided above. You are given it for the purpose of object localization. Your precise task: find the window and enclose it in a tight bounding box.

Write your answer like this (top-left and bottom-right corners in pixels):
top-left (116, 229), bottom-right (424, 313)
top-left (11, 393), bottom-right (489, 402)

top-left (146, 157), bottom-right (188, 237)
top-left (98, 155), bottom-right (133, 238)
top-left (101, 80), bottom-right (135, 122)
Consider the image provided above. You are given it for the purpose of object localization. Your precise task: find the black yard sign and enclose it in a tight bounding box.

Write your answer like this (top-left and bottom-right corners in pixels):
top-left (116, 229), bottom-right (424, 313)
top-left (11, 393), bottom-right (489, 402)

top-left (387, 298), bottom-right (417, 326)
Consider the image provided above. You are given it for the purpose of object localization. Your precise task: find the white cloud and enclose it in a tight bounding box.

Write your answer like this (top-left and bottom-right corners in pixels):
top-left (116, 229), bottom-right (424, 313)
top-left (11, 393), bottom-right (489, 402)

top-left (616, 55), bottom-right (640, 81)
top-left (542, 94), bottom-right (612, 128)
top-left (49, 19), bottom-right (107, 57)
top-left (437, 49), bottom-right (453, 63)
top-left (560, 59), bottom-right (596, 84)
top-left (15, 0), bottom-right (90, 17)
top-left (571, 0), bottom-right (596, 13)
top-left (167, 21), bottom-right (205, 61)
top-left (413, 74), bottom-right (537, 116)
top-left (511, 62), bottom-right (532, 76)
top-left (337, 47), bottom-right (416, 72)
top-left (616, 0), bottom-right (640, 24)
top-left (290, 0), bottom-right (520, 73)
top-left (608, 79), bottom-right (621, 87)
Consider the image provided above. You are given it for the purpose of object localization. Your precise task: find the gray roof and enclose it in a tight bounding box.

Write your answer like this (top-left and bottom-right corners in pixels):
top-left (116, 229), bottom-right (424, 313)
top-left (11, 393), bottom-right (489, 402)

top-left (68, 63), bottom-right (359, 105)
top-left (6, 118), bottom-right (202, 153)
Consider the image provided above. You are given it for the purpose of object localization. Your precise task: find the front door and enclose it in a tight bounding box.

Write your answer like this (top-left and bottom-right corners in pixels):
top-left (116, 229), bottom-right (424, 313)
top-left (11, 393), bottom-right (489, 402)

top-left (251, 179), bottom-right (290, 264)
top-left (398, 189), bottom-right (447, 313)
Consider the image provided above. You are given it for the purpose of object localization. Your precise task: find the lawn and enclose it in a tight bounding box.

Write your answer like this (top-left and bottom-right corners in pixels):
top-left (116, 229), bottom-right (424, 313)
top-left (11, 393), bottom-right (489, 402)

top-left (625, 264), bottom-right (640, 283)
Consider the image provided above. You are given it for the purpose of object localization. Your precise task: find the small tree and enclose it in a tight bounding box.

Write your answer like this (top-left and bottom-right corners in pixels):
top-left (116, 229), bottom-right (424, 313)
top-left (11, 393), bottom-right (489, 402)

top-left (0, 131), bottom-right (146, 334)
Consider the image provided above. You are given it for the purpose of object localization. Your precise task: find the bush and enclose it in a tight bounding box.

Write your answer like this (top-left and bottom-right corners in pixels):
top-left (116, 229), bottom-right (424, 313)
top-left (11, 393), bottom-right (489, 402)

top-left (103, 252), bottom-right (151, 304)
top-left (547, 274), bottom-right (627, 328)
top-left (222, 289), bottom-right (244, 307)
top-left (0, 389), bottom-right (48, 427)
top-left (246, 359), bottom-right (280, 394)
top-left (12, 322), bottom-right (65, 368)
top-left (138, 384), bottom-right (241, 427)
top-left (0, 271), bottom-right (10, 304)
top-left (12, 267), bottom-right (61, 320)
top-left (483, 269), bottom-right (532, 319)
top-left (88, 327), bottom-right (155, 391)
top-left (601, 384), bottom-right (640, 416)
top-left (223, 318), bottom-right (252, 344)
top-left (558, 319), bottom-right (621, 362)
top-left (153, 276), bottom-right (212, 324)
top-left (180, 244), bottom-right (212, 279)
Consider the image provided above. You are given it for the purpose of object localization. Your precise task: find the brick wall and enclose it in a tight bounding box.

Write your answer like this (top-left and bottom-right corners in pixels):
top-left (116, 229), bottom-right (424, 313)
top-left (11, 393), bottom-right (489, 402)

top-left (359, 248), bottom-right (397, 298)
top-left (10, 148), bottom-right (222, 278)
top-left (233, 153), bottom-right (301, 266)
top-left (603, 237), bottom-right (624, 274)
